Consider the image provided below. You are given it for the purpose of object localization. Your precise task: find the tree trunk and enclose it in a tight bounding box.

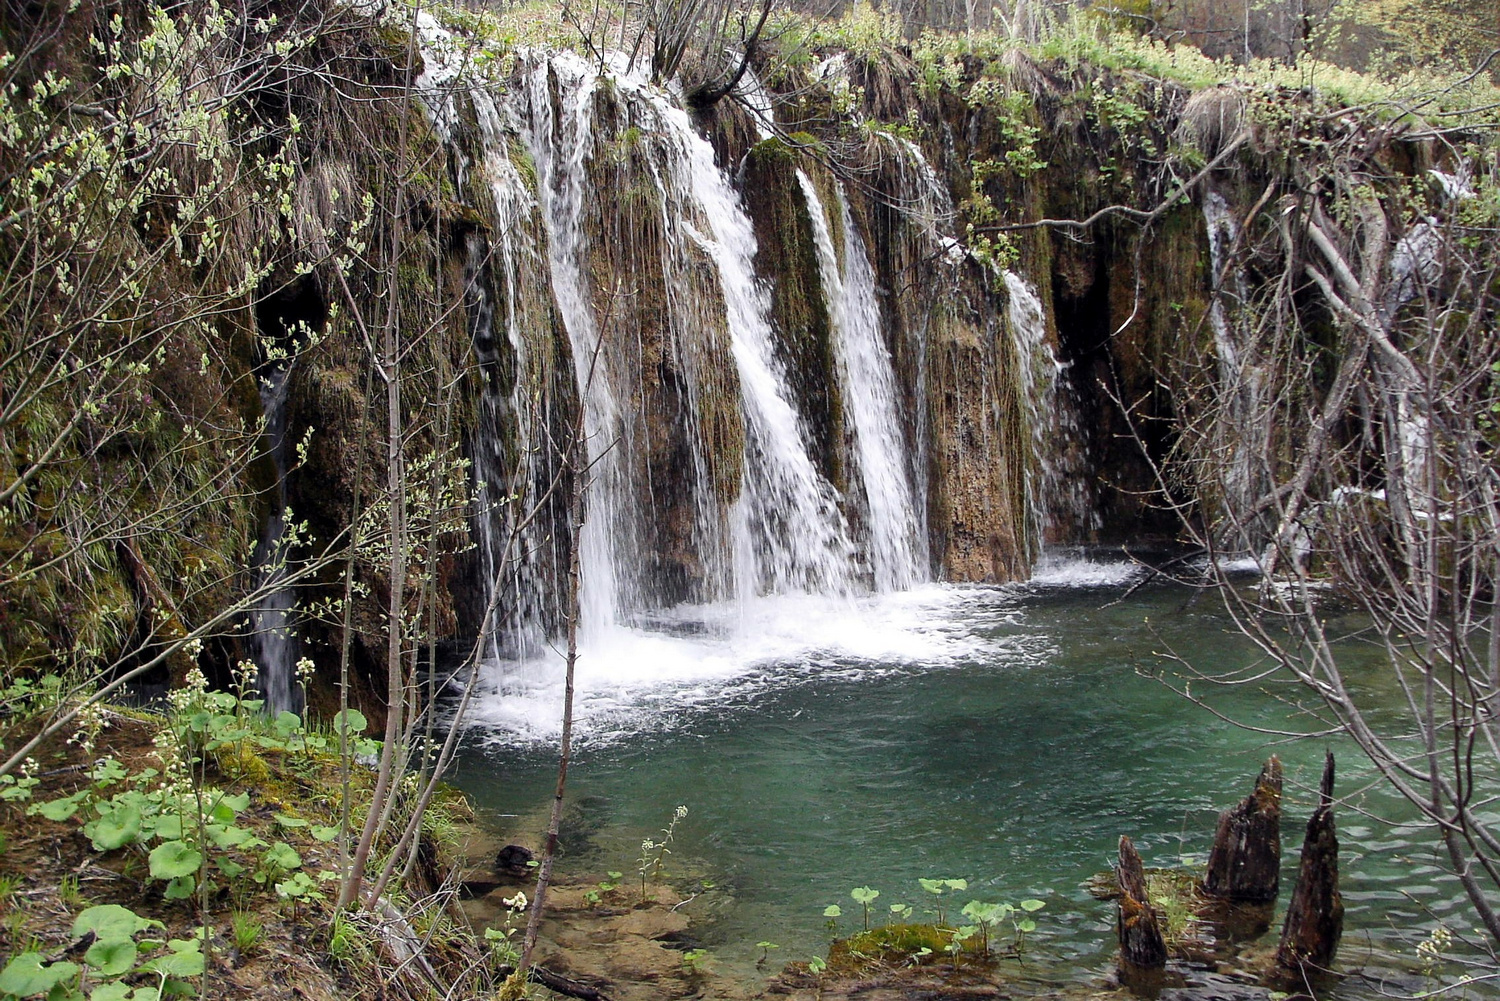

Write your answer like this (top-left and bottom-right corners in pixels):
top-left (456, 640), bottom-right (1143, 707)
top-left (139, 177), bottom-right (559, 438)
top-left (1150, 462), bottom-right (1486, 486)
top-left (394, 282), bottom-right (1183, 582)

top-left (1203, 755), bottom-right (1283, 903)
top-left (1273, 752), bottom-right (1343, 987)
top-left (1117, 835), bottom-right (1168, 969)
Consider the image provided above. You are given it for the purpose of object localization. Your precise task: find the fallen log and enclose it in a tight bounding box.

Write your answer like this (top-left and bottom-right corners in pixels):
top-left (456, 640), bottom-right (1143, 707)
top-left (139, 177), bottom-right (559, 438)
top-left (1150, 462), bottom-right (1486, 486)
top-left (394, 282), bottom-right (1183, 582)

top-left (1203, 755), bottom-right (1283, 904)
top-left (1272, 752), bottom-right (1343, 987)
top-left (1117, 835), bottom-right (1168, 969)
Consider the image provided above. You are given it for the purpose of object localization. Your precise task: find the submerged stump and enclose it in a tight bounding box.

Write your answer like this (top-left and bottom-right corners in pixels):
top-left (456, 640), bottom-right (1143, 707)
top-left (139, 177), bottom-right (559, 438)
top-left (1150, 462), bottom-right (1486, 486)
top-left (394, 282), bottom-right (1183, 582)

top-left (1116, 835), bottom-right (1168, 970)
top-left (1203, 755), bottom-right (1283, 904)
top-left (1273, 752), bottom-right (1343, 989)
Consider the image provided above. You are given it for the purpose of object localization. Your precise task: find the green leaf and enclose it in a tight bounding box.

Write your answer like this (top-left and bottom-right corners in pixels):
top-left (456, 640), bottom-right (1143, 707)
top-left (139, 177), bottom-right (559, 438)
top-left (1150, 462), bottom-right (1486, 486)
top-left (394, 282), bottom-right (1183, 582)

top-left (162, 876), bottom-right (195, 900)
top-left (261, 842), bottom-right (301, 871)
top-left (71, 905), bottom-right (156, 944)
top-left (83, 940), bottom-right (137, 978)
top-left (310, 826), bottom-right (340, 843)
top-left (205, 824), bottom-right (255, 849)
top-left (139, 941), bottom-right (203, 979)
top-left (1017, 918), bottom-right (1036, 933)
top-left (1019, 898), bottom-right (1045, 912)
top-left (29, 790), bottom-right (90, 822)
top-left (850, 886), bottom-right (880, 904)
top-left (943, 879), bottom-right (968, 891)
top-left (87, 983), bottom-right (133, 1001)
top-left (822, 904), bottom-right (842, 918)
top-left (152, 816), bottom-right (183, 841)
top-left (918, 878), bottom-right (944, 894)
top-left (91, 759), bottom-right (128, 788)
top-left (0, 953), bottom-right (79, 997)
top-left (273, 712), bottom-right (303, 735)
top-left (84, 803), bottom-right (143, 852)
top-left (273, 814), bottom-right (308, 828)
top-left (216, 858), bottom-right (246, 879)
top-left (218, 792), bottom-right (250, 815)
top-left (148, 841), bottom-right (202, 880)
top-left (331, 709), bottom-right (367, 736)
top-left (45, 981), bottom-right (84, 1001)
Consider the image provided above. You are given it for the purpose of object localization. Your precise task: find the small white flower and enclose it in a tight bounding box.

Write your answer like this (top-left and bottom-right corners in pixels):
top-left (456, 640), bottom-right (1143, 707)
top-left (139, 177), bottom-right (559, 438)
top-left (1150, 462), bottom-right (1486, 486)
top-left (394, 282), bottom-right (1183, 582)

top-left (502, 891), bottom-right (528, 910)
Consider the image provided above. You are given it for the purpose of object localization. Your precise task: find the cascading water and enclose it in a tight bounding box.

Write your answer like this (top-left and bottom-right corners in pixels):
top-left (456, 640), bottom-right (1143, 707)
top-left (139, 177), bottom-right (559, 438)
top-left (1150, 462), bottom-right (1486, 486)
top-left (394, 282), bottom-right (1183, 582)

top-left (799, 173), bottom-right (927, 590)
top-left (249, 364), bottom-right (296, 714)
top-left (409, 33), bottom-right (1069, 743)
top-left (1002, 272), bottom-right (1099, 543)
top-left (1202, 190), bottom-right (1267, 524)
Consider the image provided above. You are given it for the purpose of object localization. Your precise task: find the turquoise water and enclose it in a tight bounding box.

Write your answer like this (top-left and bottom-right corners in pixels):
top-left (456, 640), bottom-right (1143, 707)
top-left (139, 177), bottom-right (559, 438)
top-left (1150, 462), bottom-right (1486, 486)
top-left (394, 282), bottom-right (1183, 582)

top-left (449, 559), bottom-right (1464, 995)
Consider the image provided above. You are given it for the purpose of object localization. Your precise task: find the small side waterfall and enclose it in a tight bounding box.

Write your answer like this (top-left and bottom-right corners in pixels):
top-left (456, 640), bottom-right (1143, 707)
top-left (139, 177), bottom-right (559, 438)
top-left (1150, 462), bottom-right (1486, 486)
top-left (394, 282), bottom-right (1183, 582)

top-left (249, 364), bottom-right (296, 713)
top-left (1003, 272), bottom-right (1099, 543)
top-left (1202, 190), bottom-right (1267, 524)
top-left (800, 172), bottom-right (927, 590)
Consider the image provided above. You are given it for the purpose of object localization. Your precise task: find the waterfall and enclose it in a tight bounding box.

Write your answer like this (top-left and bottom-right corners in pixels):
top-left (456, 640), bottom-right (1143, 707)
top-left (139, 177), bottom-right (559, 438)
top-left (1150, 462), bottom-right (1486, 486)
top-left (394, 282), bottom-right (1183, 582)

top-left (799, 172), bottom-right (927, 590)
top-left (1201, 190), bottom-right (1266, 522)
top-left (249, 364), bottom-right (296, 714)
top-left (514, 52), bottom-right (855, 631)
top-left (1002, 272), bottom-right (1099, 544)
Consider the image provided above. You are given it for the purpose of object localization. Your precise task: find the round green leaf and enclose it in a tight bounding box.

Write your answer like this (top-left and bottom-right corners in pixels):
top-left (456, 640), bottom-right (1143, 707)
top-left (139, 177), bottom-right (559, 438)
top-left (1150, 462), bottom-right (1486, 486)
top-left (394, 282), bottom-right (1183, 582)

top-left (331, 709), bottom-right (367, 736)
top-left (261, 842), bottom-right (302, 871)
top-left (1020, 898), bottom-right (1045, 912)
top-left (148, 841), bottom-right (203, 881)
top-left (71, 905), bottom-right (155, 944)
top-left (0, 953), bottom-right (79, 997)
top-left (850, 886), bottom-right (880, 904)
top-left (162, 875), bottom-right (195, 900)
top-left (822, 904), bottom-right (841, 917)
top-left (84, 940), bottom-right (137, 978)
top-left (85, 803), bottom-right (143, 852)
top-left (141, 941), bottom-right (203, 979)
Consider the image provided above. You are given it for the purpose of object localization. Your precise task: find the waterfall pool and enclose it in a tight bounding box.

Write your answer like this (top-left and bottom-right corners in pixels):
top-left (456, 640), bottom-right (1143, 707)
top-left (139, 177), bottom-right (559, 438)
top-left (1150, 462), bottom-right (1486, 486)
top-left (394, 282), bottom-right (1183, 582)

top-left (448, 556), bottom-right (1463, 997)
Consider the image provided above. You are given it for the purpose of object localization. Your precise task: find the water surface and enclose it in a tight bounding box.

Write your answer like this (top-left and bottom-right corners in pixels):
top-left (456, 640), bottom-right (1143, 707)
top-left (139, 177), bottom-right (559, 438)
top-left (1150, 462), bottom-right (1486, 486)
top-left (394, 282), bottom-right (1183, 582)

top-left (450, 557), bottom-right (1458, 996)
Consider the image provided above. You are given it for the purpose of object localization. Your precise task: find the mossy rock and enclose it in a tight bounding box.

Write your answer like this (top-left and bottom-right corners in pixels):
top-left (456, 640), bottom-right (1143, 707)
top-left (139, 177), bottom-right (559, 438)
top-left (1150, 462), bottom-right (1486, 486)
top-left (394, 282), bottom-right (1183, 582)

top-left (749, 137), bottom-right (798, 163)
top-left (828, 922), bottom-right (956, 972)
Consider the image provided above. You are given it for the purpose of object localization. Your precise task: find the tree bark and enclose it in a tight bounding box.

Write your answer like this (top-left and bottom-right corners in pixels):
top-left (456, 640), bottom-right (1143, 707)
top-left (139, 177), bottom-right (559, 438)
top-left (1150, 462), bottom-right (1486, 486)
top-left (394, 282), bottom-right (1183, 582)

top-left (1203, 755), bottom-right (1283, 903)
top-left (1117, 835), bottom-right (1168, 969)
top-left (1273, 752), bottom-right (1343, 986)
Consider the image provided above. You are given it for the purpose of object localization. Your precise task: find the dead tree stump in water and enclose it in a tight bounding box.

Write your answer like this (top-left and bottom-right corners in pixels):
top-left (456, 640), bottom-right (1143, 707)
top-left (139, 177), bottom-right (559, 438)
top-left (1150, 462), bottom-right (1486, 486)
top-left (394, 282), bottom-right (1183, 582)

top-left (1203, 755), bottom-right (1283, 903)
top-left (1117, 835), bottom-right (1167, 970)
top-left (1273, 752), bottom-right (1343, 987)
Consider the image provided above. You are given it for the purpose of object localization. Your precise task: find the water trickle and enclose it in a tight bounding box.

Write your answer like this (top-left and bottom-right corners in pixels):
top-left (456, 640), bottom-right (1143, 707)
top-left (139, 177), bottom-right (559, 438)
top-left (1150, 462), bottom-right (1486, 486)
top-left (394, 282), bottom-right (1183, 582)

top-left (249, 364), bottom-right (296, 714)
top-left (1002, 272), bottom-right (1098, 544)
top-left (1201, 190), bottom-right (1266, 522)
top-left (800, 172), bottom-right (927, 590)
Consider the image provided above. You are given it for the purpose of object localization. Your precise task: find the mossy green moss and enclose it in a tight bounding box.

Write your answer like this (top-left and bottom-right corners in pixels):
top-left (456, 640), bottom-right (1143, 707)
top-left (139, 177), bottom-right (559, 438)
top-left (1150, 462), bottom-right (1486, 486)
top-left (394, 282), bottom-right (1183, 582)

top-left (828, 923), bottom-right (957, 972)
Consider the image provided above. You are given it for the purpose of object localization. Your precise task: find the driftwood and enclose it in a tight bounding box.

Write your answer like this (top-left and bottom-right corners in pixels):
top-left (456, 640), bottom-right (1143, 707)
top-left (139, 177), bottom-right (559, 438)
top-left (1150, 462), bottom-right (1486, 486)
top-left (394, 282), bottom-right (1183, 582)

top-left (1116, 835), bottom-right (1168, 969)
top-left (1273, 752), bottom-right (1343, 986)
top-left (1203, 755), bottom-right (1283, 903)
top-left (496, 963), bottom-right (613, 1001)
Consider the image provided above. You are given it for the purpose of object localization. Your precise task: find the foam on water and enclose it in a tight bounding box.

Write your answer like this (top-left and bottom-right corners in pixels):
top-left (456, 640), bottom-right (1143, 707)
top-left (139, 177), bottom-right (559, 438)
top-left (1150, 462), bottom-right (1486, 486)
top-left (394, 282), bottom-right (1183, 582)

top-left (464, 583), bottom-right (1055, 747)
top-left (1028, 552), bottom-right (1144, 587)
top-left (462, 559), bottom-right (1159, 748)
